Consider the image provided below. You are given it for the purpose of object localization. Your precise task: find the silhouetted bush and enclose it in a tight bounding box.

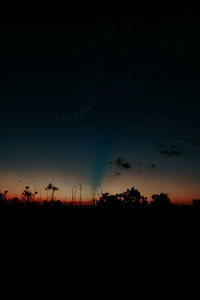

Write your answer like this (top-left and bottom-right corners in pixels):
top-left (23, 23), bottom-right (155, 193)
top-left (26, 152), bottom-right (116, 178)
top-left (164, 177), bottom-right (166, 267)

top-left (96, 187), bottom-right (148, 209)
top-left (0, 190), bottom-right (8, 206)
top-left (150, 193), bottom-right (171, 209)
top-left (97, 193), bottom-right (125, 208)
top-left (1, 184), bottom-right (200, 220)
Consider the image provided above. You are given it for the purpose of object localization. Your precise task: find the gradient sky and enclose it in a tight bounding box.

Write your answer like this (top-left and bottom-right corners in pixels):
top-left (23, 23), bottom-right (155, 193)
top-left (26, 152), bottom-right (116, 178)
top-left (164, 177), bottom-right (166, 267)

top-left (0, 3), bottom-right (200, 203)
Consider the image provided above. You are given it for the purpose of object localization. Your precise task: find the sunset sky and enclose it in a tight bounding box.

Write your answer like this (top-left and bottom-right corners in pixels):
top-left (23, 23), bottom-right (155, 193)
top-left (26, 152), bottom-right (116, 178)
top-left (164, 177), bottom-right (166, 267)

top-left (0, 2), bottom-right (200, 203)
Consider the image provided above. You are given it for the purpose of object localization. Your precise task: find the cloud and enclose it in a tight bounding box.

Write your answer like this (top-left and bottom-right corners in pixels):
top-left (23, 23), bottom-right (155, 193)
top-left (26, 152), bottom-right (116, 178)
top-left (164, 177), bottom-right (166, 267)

top-left (109, 158), bottom-right (132, 170)
top-left (160, 149), bottom-right (186, 156)
top-left (61, 104), bottom-right (93, 121)
top-left (115, 172), bottom-right (121, 176)
top-left (115, 158), bottom-right (131, 169)
top-left (150, 164), bottom-right (157, 168)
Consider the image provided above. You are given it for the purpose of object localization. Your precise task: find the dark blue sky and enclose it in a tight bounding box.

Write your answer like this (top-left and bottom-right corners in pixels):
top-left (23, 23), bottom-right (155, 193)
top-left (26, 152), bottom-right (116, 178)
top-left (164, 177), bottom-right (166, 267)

top-left (0, 2), bottom-right (200, 202)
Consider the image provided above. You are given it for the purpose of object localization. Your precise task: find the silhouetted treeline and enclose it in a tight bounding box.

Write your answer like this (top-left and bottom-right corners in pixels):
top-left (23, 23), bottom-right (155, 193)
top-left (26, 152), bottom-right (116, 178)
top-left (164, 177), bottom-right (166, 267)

top-left (0, 185), bottom-right (200, 215)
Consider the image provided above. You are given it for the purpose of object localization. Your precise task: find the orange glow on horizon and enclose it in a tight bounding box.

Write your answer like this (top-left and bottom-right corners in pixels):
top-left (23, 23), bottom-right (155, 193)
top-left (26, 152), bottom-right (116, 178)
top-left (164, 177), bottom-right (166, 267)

top-left (1, 167), bottom-right (199, 205)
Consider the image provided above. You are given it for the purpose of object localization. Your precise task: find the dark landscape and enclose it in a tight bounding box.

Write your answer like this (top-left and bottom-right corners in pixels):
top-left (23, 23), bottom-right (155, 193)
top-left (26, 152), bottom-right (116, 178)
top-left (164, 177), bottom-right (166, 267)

top-left (0, 2), bottom-right (200, 231)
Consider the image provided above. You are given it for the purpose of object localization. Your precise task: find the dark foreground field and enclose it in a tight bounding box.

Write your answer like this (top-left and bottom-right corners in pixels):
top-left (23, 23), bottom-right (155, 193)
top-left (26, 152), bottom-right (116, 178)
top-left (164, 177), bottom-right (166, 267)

top-left (1, 191), bottom-right (199, 277)
top-left (1, 186), bottom-right (200, 236)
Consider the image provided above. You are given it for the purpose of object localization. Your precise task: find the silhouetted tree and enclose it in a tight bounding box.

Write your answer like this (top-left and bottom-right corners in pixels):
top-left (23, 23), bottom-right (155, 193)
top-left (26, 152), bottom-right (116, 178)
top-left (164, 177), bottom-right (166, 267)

top-left (121, 187), bottom-right (143, 207)
top-left (97, 192), bottom-right (124, 208)
top-left (97, 186), bottom-right (147, 208)
top-left (45, 183), bottom-right (59, 201)
top-left (151, 193), bottom-right (171, 208)
top-left (141, 196), bottom-right (149, 207)
top-left (0, 190), bottom-right (8, 204)
top-left (21, 186), bottom-right (37, 204)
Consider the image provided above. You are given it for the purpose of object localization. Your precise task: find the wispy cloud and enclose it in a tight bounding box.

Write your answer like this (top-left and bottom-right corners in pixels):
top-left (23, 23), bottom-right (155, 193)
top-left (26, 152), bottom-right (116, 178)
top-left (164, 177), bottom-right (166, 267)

top-left (62, 104), bottom-right (92, 121)
top-left (160, 149), bottom-right (186, 156)
top-left (115, 158), bottom-right (131, 169)
top-left (115, 172), bottom-right (121, 176)
top-left (150, 164), bottom-right (157, 168)
top-left (109, 157), bottom-right (132, 173)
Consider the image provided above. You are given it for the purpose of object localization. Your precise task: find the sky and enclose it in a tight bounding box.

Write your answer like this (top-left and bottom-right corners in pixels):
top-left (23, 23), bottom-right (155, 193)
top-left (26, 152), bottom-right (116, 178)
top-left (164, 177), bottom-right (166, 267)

top-left (0, 2), bottom-right (200, 203)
